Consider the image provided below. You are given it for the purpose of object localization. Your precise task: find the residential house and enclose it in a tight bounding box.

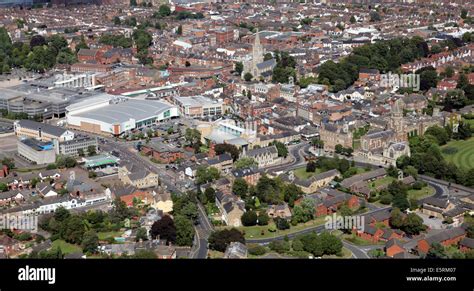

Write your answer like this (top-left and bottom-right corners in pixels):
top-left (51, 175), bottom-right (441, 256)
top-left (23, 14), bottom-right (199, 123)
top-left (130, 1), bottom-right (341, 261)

top-left (141, 143), bottom-right (185, 164)
top-left (385, 238), bottom-right (406, 258)
top-left (421, 197), bottom-right (456, 219)
top-left (267, 203), bottom-right (292, 220)
top-left (417, 227), bottom-right (466, 254)
top-left (244, 145), bottom-right (281, 168)
top-left (224, 242), bottom-right (248, 259)
top-left (460, 237), bottom-right (474, 253)
top-left (207, 153), bottom-right (233, 173)
top-left (118, 164), bottom-right (159, 189)
top-left (215, 191), bottom-right (245, 227)
top-left (281, 169), bottom-right (341, 194)
top-left (231, 167), bottom-right (261, 186)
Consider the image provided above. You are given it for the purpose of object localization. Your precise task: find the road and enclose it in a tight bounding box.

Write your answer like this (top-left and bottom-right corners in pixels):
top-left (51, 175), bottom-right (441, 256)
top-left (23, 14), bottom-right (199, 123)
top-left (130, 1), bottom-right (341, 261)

top-left (264, 141), bottom-right (310, 173)
top-left (191, 202), bottom-right (214, 259)
top-left (246, 207), bottom-right (391, 258)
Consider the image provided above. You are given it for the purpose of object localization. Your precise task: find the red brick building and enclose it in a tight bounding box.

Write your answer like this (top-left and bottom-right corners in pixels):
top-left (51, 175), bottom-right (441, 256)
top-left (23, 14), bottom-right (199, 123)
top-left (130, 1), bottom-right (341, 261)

top-left (141, 144), bottom-right (185, 164)
top-left (460, 237), bottom-right (474, 253)
top-left (0, 165), bottom-right (9, 178)
top-left (385, 238), bottom-right (405, 257)
top-left (417, 227), bottom-right (466, 254)
top-left (231, 167), bottom-right (261, 186)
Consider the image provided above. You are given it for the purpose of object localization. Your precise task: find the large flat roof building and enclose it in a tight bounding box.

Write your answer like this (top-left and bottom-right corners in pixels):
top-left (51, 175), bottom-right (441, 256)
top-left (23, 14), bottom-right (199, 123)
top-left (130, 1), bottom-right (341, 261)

top-left (67, 97), bottom-right (179, 136)
top-left (173, 95), bottom-right (223, 118)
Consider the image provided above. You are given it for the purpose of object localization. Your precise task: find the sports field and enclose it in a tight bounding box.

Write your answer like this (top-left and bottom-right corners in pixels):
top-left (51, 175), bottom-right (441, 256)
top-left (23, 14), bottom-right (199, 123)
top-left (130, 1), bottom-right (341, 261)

top-left (442, 137), bottom-right (474, 170)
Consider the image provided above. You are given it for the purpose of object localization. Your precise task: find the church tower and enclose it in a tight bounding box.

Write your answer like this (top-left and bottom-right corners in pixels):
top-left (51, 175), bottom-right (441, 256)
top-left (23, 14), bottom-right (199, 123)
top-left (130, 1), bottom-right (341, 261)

top-left (390, 98), bottom-right (407, 141)
top-left (252, 29), bottom-right (264, 67)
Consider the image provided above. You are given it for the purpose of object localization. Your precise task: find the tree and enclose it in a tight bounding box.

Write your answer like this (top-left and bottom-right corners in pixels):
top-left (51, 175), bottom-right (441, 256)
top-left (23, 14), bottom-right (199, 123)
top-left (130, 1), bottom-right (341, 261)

top-left (257, 212), bottom-right (269, 226)
top-left (402, 213), bottom-right (426, 235)
top-left (1, 157), bottom-right (15, 170)
top-left (403, 165), bottom-right (418, 179)
top-left (54, 207), bottom-right (71, 222)
top-left (306, 161), bottom-right (316, 173)
top-left (241, 210), bottom-right (258, 226)
top-left (275, 217), bottom-right (290, 230)
top-left (176, 25), bottom-right (182, 35)
top-left (387, 165), bottom-right (399, 178)
top-left (418, 68), bottom-right (438, 91)
top-left (174, 215), bottom-right (194, 246)
top-left (235, 62), bottom-right (243, 75)
top-left (244, 72), bottom-right (253, 82)
top-left (430, 44), bottom-right (442, 54)
top-left (234, 157), bottom-right (258, 169)
top-left (113, 16), bottom-right (121, 26)
top-left (335, 144), bottom-right (344, 154)
top-left (135, 227), bottom-right (148, 242)
top-left (319, 231), bottom-right (343, 256)
top-left (300, 233), bottom-right (323, 256)
top-left (196, 166), bottom-right (219, 185)
top-left (110, 198), bottom-right (133, 224)
top-left (0, 183), bottom-right (7, 192)
top-left (87, 145), bottom-right (97, 156)
top-left (129, 0), bottom-right (137, 6)
top-left (389, 207), bottom-right (404, 229)
top-left (444, 66), bottom-right (455, 78)
top-left (379, 191), bottom-right (393, 205)
top-left (461, 9), bottom-right (468, 20)
top-left (338, 158), bottom-right (350, 174)
top-left (30, 35), bottom-right (46, 49)
top-left (184, 128), bottom-right (201, 147)
top-left (48, 35), bottom-right (68, 53)
top-left (204, 187), bottom-right (216, 203)
top-left (292, 198), bottom-right (315, 224)
top-left (215, 143), bottom-right (239, 161)
top-left (426, 242), bottom-right (447, 259)
top-left (282, 184), bottom-right (304, 207)
top-left (81, 230), bottom-right (99, 254)
top-left (180, 202), bottom-right (199, 223)
top-left (392, 192), bottom-right (410, 211)
top-left (369, 11), bottom-right (381, 22)
top-left (208, 228), bottom-right (245, 252)
top-left (158, 4), bottom-right (171, 17)
top-left (62, 215), bottom-right (86, 244)
top-left (350, 15), bottom-right (356, 24)
top-left (271, 141), bottom-right (288, 158)
top-left (150, 215), bottom-right (176, 244)
top-left (424, 126), bottom-right (449, 145)
top-left (248, 245), bottom-right (266, 256)
top-left (232, 178), bottom-right (248, 198)
top-left (269, 240), bottom-right (290, 254)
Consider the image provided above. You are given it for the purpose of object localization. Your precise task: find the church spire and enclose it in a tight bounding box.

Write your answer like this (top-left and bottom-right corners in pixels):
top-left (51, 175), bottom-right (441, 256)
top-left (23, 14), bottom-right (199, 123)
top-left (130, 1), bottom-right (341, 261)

top-left (252, 29), bottom-right (264, 65)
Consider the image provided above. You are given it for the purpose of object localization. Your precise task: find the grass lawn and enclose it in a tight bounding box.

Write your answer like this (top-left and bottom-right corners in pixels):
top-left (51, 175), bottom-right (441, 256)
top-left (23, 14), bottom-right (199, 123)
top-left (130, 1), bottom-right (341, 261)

top-left (343, 234), bottom-right (384, 246)
top-left (238, 216), bottom-right (328, 240)
top-left (51, 240), bottom-right (82, 254)
top-left (294, 167), bottom-right (321, 180)
top-left (323, 247), bottom-right (353, 259)
top-left (368, 176), bottom-right (396, 190)
top-left (408, 185), bottom-right (435, 200)
top-left (208, 250), bottom-right (224, 259)
top-left (97, 231), bottom-right (123, 241)
top-left (442, 137), bottom-right (474, 170)
top-left (463, 118), bottom-right (474, 127)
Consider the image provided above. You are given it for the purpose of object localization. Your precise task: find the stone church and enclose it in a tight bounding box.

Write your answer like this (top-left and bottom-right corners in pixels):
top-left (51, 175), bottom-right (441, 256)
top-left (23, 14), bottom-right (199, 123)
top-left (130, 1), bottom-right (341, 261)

top-left (357, 99), bottom-right (411, 165)
top-left (242, 30), bottom-right (277, 80)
